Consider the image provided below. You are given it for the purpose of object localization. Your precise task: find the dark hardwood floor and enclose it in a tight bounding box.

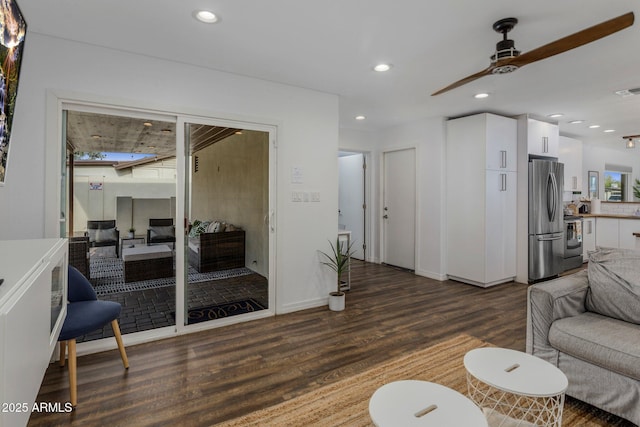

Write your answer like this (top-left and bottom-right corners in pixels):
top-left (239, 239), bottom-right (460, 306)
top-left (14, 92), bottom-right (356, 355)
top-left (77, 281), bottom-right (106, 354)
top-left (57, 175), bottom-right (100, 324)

top-left (30, 260), bottom-right (529, 426)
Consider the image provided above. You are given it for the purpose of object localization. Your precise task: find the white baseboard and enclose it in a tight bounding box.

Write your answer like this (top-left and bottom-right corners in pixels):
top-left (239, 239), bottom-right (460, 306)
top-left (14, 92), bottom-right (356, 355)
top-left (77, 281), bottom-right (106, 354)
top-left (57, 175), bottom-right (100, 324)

top-left (278, 297), bottom-right (327, 314)
top-left (415, 268), bottom-right (447, 281)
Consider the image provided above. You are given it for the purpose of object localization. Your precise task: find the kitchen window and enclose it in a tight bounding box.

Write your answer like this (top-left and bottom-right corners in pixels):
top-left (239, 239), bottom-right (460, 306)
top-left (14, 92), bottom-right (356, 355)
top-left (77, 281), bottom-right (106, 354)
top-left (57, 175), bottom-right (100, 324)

top-left (604, 164), bottom-right (632, 202)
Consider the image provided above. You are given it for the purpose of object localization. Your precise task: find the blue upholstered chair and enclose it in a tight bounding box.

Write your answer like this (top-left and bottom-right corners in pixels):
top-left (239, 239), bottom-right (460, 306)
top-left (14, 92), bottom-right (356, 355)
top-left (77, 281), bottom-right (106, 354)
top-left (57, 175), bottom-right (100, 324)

top-left (58, 266), bottom-right (129, 407)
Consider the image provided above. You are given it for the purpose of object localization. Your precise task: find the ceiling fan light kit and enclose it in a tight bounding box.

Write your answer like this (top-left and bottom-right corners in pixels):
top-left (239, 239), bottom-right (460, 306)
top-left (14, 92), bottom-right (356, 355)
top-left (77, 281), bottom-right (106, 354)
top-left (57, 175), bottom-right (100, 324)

top-left (432, 12), bottom-right (635, 96)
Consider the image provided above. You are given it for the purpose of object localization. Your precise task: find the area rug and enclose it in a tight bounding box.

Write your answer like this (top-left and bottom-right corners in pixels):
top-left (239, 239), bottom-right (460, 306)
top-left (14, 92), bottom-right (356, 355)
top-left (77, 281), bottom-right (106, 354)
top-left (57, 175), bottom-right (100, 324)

top-left (186, 298), bottom-right (266, 324)
top-left (90, 255), bottom-right (253, 296)
top-left (219, 334), bottom-right (633, 427)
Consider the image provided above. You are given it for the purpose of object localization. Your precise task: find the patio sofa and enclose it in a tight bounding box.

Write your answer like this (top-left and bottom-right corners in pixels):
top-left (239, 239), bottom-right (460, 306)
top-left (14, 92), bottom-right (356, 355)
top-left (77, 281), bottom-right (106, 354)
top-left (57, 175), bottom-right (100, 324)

top-left (527, 247), bottom-right (640, 425)
top-left (187, 220), bottom-right (245, 273)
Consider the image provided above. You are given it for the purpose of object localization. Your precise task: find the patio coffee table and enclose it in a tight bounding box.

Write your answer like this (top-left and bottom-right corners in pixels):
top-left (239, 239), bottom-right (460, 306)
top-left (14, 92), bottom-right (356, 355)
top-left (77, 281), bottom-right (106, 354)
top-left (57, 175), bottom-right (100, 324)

top-left (464, 348), bottom-right (568, 427)
top-left (121, 244), bottom-right (173, 283)
top-left (369, 380), bottom-right (488, 426)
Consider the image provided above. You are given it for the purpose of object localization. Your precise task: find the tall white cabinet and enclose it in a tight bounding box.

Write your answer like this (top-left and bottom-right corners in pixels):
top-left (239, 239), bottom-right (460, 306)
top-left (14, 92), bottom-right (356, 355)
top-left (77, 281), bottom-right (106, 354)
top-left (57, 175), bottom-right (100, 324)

top-left (446, 113), bottom-right (518, 287)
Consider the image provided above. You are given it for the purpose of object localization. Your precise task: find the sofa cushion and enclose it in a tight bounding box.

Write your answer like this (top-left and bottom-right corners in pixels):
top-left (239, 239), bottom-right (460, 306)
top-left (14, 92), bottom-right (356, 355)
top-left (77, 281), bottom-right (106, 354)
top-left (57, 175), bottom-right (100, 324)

top-left (150, 225), bottom-right (174, 239)
top-left (94, 227), bottom-right (117, 243)
top-left (586, 247), bottom-right (640, 324)
top-left (549, 311), bottom-right (640, 381)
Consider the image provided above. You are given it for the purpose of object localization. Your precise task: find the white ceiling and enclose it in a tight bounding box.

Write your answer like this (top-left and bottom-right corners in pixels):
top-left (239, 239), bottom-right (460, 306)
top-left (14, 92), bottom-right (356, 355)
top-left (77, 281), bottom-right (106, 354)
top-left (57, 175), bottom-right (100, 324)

top-left (18, 0), bottom-right (640, 150)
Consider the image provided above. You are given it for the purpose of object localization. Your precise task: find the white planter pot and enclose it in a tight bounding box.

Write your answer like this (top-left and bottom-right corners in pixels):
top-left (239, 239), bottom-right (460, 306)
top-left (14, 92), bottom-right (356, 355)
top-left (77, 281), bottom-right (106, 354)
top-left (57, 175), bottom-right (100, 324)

top-left (328, 292), bottom-right (345, 311)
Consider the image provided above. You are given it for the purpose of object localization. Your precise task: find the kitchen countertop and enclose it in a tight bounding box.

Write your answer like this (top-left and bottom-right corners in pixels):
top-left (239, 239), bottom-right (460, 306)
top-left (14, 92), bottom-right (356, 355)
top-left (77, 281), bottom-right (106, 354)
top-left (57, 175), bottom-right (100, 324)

top-left (580, 213), bottom-right (640, 220)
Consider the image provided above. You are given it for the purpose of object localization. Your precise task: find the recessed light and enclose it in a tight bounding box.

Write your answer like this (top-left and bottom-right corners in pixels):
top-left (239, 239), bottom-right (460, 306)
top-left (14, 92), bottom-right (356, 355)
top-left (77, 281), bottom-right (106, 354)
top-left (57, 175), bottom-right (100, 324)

top-left (603, 129), bottom-right (616, 133)
top-left (143, 122), bottom-right (152, 127)
top-left (355, 115), bottom-right (366, 120)
top-left (588, 125), bottom-right (601, 129)
top-left (161, 129), bottom-right (172, 134)
top-left (91, 135), bottom-right (101, 139)
top-left (474, 93), bottom-right (489, 99)
top-left (373, 64), bottom-right (392, 72)
top-left (569, 120), bottom-right (585, 124)
top-left (193, 10), bottom-right (219, 23)
top-left (235, 131), bottom-right (243, 135)
top-left (548, 113), bottom-right (564, 118)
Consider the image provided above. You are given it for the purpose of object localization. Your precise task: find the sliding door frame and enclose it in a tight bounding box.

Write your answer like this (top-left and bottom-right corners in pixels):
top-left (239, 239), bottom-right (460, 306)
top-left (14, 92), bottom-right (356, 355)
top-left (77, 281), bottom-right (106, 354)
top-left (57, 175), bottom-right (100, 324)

top-left (45, 91), bottom-right (277, 354)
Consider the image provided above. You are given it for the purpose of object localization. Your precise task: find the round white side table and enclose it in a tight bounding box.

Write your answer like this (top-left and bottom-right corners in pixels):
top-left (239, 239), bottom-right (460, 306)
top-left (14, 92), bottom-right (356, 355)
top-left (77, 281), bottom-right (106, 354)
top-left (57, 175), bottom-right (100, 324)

top-left (369, 380), bottom-right (488, 427)
top-left (464, 348), bottom-right (568, 427)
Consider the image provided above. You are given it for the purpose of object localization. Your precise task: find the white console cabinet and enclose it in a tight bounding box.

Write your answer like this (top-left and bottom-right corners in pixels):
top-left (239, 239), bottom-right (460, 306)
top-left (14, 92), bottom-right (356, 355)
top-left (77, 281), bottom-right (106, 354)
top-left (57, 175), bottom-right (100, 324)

top-left (446, 113), bottom-right (517, 287)
top-left (0, 239), bottom-right (67, 427)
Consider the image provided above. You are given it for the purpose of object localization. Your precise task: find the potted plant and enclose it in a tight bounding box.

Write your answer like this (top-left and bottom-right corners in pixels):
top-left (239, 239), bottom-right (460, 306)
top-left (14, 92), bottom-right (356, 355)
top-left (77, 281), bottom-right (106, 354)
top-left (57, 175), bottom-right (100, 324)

top-left (319, 238), bottom-right (355, 311)
top-left (128, 227), bottom-right (135, 238)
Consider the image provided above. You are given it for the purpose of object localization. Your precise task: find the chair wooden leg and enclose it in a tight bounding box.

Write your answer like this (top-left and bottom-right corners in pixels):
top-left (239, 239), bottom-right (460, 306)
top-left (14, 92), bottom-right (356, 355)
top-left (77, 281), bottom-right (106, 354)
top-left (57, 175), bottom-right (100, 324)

top-left (59, 341), bottom-right (67, 367)
top-left (68, 339), bottom-right (77, 407)
top-left (111, 320), bottom-right (129, 369)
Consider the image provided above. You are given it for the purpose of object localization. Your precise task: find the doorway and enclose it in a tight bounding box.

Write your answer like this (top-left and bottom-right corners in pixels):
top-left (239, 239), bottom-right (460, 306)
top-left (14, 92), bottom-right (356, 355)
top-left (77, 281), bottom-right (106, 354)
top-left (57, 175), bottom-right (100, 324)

top-left (338, 151), bottom-right (366, 260)
top-left (382, 148), bottom-right (416, 270)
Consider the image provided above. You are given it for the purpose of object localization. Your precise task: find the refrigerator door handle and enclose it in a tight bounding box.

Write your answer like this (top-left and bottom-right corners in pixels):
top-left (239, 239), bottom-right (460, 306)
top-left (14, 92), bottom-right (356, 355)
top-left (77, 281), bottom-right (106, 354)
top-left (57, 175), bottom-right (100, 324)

top-left (537, 235), bottom-right (563, 241)
top-left (546, 173), bottom-right (557, 222)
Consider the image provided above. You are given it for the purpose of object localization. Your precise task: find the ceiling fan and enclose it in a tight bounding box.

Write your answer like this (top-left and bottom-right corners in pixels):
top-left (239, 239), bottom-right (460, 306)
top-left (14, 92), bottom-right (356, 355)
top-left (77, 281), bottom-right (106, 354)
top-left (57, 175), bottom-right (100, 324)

top-left (431, 12), bottom-right (635, 96)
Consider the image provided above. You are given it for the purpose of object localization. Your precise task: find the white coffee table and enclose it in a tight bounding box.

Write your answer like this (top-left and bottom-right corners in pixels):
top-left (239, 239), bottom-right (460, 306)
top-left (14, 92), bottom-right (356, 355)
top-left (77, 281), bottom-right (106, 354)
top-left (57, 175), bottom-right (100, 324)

top-left (464, 348), bottom-right (568, 427)
top-left (369, 380), bottom-right (488, 427)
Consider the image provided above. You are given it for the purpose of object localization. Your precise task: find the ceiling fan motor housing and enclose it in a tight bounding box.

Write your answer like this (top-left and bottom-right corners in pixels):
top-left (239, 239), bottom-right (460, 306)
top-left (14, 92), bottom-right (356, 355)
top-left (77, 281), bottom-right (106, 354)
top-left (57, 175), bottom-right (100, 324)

top-left (490, 17), bottom-right (520, 66)
top-left (491, 38), bottom-right (520, 61)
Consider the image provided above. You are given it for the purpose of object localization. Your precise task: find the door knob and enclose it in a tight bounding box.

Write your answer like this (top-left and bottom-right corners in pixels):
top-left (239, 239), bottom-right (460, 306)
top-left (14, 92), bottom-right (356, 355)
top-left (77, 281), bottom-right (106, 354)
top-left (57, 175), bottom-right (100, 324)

top-left (383, 214), bottom-right (389, 219)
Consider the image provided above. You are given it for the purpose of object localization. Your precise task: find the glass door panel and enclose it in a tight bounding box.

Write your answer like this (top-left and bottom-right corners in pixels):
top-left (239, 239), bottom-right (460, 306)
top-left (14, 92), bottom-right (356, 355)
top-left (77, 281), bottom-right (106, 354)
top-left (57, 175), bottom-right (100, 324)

top-left (64, 107), bottom-right (178, 341)
top-left (183, 122), bottom-right (270, 326)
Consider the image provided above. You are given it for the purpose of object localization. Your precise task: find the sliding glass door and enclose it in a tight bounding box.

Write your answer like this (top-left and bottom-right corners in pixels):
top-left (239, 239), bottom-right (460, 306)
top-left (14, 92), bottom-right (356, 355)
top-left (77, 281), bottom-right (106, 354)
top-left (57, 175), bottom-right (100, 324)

top-left (56, 97), bottom-right (277, 344)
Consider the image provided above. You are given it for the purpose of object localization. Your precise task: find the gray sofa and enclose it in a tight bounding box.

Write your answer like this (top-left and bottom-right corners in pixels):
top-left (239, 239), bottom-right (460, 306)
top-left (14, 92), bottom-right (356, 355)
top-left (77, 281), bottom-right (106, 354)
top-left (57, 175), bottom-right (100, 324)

top-left (527, 247), bottom-right (640, 425)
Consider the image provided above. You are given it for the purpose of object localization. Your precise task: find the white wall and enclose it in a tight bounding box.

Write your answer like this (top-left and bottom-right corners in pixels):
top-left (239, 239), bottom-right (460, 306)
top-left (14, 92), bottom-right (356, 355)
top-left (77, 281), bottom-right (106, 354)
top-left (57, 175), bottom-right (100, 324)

top-left (338, 121), bottom-right (447, 279)
top-left (0, 33), bottom-right (339, 314)
top-left (379, 118), bottom-right (447, 280)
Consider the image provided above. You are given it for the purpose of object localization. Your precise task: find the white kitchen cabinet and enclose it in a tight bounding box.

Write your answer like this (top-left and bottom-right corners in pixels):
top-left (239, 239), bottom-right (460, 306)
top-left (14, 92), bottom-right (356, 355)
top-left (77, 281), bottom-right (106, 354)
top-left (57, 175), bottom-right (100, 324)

top-left (524, 118), bottom-right (559, 158)
top-left (619, 219), bottom-right (640, 250)
top-left (592, 217), bottom-right (640, 251)
top-left (558, 136), bottom-right (583, 192)
top-left (0, 239), bottom-right (67, 427)
top-left (582, 217), bottom-right (596, 261)
top-left (446, 113), bottom-right (518, 287)
top-left (596, 217), bottom-right (619, 248)
top-left (485, 115), bottom-right (517, 171)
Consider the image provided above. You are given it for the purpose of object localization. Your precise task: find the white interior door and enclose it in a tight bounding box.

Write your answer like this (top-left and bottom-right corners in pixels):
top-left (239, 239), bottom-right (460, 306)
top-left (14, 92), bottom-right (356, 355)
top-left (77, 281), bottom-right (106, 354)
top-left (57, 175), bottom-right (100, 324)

top-left (338, 153), bottom-right (365, 260)
top-left (383, 148), bottom-right (416, 270)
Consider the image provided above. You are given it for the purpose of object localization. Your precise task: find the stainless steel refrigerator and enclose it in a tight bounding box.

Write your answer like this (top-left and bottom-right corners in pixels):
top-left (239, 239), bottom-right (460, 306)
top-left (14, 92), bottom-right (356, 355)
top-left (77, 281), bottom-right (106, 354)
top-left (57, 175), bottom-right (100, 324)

top-left (528, 159), bottom-right (564, 282)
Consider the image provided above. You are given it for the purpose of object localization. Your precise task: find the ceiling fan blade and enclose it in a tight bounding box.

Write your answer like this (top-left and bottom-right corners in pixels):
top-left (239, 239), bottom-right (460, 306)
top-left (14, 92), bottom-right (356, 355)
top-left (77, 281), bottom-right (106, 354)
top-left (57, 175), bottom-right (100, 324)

top-left (431, 66), bottom-right (495, 96)
top-left (508, 11), bottom-right (634, 68)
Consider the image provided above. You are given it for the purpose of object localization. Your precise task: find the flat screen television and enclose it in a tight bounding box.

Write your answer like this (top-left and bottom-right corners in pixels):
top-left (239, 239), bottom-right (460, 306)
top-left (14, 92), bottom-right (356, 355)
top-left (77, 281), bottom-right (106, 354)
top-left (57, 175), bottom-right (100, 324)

top-left (0, 0), bottom-right (27, 185)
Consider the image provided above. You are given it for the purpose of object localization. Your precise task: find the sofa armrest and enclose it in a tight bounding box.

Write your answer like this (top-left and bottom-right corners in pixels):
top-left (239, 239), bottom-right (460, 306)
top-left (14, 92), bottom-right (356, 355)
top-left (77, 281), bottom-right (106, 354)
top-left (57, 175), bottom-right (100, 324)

top-left (526, 270), bottom-right (589, 363)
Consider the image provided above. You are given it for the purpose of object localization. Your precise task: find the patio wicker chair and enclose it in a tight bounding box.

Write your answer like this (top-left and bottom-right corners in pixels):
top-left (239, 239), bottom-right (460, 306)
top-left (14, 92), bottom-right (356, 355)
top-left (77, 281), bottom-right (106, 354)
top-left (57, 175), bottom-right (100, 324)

top-left (147, 218), bottom-right (176, 249)
top-left (85, 220), bottom-right (120, 257)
